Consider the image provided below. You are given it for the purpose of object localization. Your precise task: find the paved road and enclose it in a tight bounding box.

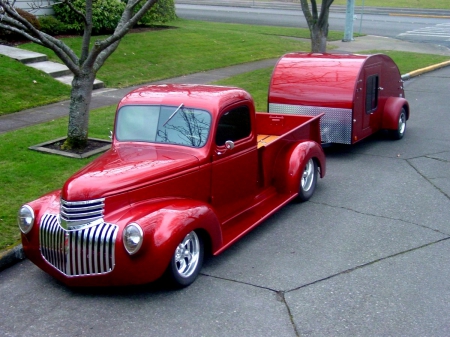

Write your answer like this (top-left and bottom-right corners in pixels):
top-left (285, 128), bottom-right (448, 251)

top-left (1, 65), bottom-right (450, 336)
top-left (175, 2), bottom-right (450, 49)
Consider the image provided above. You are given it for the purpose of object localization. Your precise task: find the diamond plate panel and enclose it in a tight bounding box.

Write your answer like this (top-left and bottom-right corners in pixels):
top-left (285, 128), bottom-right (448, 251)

top-left (269, 103), bottom-right (353, 144)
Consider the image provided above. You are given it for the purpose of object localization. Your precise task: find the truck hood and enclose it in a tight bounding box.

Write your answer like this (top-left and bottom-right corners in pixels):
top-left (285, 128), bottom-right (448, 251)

top-left (62, 144), bottom-right (199, 200)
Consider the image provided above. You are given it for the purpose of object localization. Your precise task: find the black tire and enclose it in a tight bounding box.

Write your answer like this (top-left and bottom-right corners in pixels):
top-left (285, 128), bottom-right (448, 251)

top-left (166, 230), bottom-right (203, 288)
top-left (297, 158), bottom-right (318, 202)
top-left (390, 108), bottom-right (407, 140)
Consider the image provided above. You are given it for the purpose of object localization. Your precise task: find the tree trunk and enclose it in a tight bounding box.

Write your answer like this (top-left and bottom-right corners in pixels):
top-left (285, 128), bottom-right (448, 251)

top-left (64, 70), bottom-right (96, 149)
top-left (310, 24), bottom-right (328, 53)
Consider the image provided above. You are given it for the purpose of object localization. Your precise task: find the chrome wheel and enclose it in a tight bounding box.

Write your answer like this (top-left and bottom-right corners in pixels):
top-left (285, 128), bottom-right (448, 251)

top-left (174, 231), bottom-right (200, 278)
top-left (301, 158), bottom-right (315, 193)
top-left (398, 110), bottom-right (406, 135)
top-left (390, 108), bottom-right (407, 140)
top-left (297, 158), bottom-right (318, 202)
top-left (166, 230), bottom-right (204, 287)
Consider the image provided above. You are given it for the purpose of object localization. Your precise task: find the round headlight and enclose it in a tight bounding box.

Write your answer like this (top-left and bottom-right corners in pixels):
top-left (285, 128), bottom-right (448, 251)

top-left (123, 222), bottom-right (143, 255)
top-left (18, 205), bottom-right (35, 234)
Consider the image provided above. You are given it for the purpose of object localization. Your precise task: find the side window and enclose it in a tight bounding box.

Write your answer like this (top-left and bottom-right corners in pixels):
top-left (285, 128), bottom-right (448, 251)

top-left (365, 75), bottom-right (379, 113)
top-left (215, 106), bottom-right (251, 146)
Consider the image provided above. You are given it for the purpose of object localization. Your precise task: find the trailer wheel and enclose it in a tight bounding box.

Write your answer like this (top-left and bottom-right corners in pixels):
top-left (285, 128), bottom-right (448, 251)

top-left (390, 108), bottom-right (407, 140)
top-left (297, 158), bottom-right (317, 202)
top-left (167, 230), bottom-right (204, 287)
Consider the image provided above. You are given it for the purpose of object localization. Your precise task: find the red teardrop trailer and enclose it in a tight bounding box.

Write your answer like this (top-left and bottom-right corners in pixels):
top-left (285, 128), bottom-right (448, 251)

top-left (268, 52), bottom-right (410, 144)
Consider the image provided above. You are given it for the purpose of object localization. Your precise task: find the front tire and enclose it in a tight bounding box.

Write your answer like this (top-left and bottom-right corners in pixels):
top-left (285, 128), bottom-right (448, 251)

top-left (167, 231), bottom-right (203, 288)
top-left (390, 108), bottom-right (407, 140)
top-left (297, 158), bottom-right (318, 202)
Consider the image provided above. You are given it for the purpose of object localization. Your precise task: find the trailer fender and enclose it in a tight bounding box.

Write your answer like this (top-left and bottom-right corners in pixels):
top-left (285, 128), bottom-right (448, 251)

top-left (117, 199), bottom-right (222, 282)
top-left (274, 141), bottom-right (326, 195)
top-left (382, 97), bottom-right (410, 130)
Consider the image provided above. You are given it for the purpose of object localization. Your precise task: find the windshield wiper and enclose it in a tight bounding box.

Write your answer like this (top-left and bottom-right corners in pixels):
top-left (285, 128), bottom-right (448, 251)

top-left (163, 103), bottom-right (184, 126)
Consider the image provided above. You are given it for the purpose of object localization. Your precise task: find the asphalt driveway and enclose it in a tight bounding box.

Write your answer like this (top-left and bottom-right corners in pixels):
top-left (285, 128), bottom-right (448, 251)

top-left (1, 65), bottom-right (450, 336)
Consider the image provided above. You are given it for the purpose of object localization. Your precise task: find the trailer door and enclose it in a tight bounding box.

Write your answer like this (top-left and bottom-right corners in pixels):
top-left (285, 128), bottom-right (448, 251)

top-left (362, 64), bottom-right (382, 132)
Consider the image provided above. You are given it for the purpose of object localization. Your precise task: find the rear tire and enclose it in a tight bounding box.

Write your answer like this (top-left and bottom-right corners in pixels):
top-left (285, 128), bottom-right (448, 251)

top-left (166, 231), bottom-right (203, 288)
top-left (390, 108), bottom-right (407, 140)
top-left (297, 158), bottom-right (317, 202)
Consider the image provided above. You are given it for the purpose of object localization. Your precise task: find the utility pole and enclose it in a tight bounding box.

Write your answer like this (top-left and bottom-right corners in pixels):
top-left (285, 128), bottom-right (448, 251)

top-left (343, 0), bottom-right (355, 42)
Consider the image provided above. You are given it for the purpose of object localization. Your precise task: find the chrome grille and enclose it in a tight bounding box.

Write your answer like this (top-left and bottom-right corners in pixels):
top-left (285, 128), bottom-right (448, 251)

top-left (39, 214), bottom-right (118, 276)
top-left (60, 198), bottom-right (105, 229)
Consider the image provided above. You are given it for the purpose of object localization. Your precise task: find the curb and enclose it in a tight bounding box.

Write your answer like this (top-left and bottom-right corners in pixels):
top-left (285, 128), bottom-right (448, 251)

top-left (0, 244), bottom-right (25, 272)
top-left (401, 60), bottom-right (450, 81)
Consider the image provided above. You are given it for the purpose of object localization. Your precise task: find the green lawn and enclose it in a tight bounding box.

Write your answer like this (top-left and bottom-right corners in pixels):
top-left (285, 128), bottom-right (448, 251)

top-left (0, 105), bottom-right (116, 250)
top-left (0, 55), bottom-right (71, 114)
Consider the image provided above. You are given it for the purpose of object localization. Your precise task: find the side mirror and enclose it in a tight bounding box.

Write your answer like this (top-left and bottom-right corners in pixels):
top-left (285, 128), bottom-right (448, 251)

top-left (225, 140), bottom-right (234, 150)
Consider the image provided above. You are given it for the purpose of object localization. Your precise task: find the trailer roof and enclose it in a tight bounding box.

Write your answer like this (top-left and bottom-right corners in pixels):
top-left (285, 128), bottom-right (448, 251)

top-left (269, 53), bottom-right (374, 109)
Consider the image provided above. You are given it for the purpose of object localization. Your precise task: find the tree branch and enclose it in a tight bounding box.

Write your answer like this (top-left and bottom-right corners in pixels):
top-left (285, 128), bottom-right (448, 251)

top-left (87, 0), bottom-right (159, 71)
top-left (80, 0), bottom-right (93, 63)
top-left (300, 0), bottom-right (314, 29)
top-left (0, 1), bottom-right (80, 72)
top-left (63, 0), bottom-right (87, 24)
top-left (318, 0), bottom-right (333, 27)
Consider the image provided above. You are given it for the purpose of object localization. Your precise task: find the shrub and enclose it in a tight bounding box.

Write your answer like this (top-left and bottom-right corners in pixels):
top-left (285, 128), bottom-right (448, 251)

top-left (39, 16), bottom-right (70, 36)
top-left (53, 0), bottom-right (177, 34)
top-left (53, 0), bottom-right (126, 34)
top-left (15, 8), bottom-right (41, 30)
top-left (135, 0), bottom-right (177, 25)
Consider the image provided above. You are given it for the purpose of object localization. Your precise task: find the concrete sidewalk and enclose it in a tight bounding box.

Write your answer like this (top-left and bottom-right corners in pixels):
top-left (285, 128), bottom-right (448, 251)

top-left (1, 34), bottom-right (450, 270)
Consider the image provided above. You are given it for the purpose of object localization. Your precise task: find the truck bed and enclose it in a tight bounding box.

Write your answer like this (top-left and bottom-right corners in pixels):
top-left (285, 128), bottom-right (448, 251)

top-left (255, 113), bottom-right (322, 145)
top-left (218, 113), bottom-right (324, 254)
top-left (257, 134), bottom-right (279, 148)
top-left (255, 113), bottom-right (323, 188)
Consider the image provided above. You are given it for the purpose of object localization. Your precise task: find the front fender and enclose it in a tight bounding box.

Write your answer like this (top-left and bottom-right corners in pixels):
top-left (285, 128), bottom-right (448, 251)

top-left (116, 198), bottom-right (222, 282)
top-left (382, 97), bottom-right (410, 130)
top-left (274, 141), bottom-right (326, 195)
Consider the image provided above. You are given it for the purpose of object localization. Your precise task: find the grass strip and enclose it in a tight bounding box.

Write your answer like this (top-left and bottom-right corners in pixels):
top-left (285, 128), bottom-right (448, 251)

top-left (0, 105), bottom-right (116, 250)
top-left (0, 55), bottom-right (71, 115)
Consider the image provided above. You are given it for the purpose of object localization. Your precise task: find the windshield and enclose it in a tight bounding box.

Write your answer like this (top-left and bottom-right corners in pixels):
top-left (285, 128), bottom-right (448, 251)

top-left (116, 105), bottom-right (211, 148)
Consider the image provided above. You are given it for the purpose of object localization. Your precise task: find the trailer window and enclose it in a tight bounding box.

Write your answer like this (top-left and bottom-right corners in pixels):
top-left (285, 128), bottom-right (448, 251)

top-left (216, 106), bottom-right (251, 146)
top-left (365, 75), bottom-right (379, 113)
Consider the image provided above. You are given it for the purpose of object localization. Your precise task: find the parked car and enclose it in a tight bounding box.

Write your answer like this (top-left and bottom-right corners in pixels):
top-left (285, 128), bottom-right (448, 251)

top-left (268, 52), bottom-right (410, 144)
top-left (18, 84), bottom-right (326, 287)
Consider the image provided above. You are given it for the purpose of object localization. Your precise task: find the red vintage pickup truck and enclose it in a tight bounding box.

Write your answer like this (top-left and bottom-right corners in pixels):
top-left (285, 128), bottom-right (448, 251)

top-left (18, 84), bottom-right (326, 287)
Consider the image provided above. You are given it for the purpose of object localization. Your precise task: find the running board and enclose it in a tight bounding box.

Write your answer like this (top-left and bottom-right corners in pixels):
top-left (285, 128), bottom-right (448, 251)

top-left (214, 192), bottom-right (297, 255)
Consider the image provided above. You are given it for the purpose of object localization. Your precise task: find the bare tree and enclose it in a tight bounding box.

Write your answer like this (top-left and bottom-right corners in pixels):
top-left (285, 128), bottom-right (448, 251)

top-left (0, 0), bottom-right (160, 149)
top-left (300, 0), bottom-right (334, 53)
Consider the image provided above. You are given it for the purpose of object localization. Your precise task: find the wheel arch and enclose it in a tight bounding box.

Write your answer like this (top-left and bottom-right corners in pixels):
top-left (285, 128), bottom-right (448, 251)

top-left (273, 140), bottom-right (326, 195)
top-left (118, 199), bottom-right (222, 281)
top-left (382, 97), bottom-right (410, 130)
